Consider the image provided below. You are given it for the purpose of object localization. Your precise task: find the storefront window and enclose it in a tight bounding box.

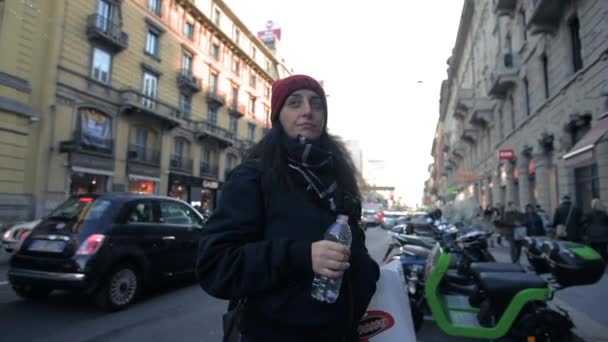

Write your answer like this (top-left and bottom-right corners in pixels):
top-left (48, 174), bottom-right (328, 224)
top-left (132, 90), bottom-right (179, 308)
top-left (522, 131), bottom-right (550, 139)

top-left (128, 179), bottom-right (156, 194)
top-left (575, 164), bottom-right (599, 213)
top-left (70, 173), bottom-right (108, 194)
top-left (169, 184), bottom-right (188, 202)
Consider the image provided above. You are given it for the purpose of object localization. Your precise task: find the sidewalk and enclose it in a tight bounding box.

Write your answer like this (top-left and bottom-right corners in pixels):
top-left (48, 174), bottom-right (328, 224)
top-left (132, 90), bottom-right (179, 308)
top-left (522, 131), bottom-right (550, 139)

top-left (491, 243), bottom-right (608, 342)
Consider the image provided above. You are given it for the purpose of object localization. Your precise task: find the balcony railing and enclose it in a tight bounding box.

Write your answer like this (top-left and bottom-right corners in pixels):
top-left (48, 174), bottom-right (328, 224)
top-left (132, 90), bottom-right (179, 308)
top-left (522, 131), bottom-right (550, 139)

top-left (71, 131), bottom-right (114, 156)
top-left (488, 53), bottom-right (519, 98)
top-left (194, 121), bottom-right (235, 148)
top-left (86, 14), bottom-right (128, 51)
top-left (120, 89), bottom-right (182, 129)
top-left (200, 161), bottom-right (219, 178)
top-left (528, 0), bottom-right (568, 34)
top-left (128, 144), bottom-right (161, 166)
top-left (494, 0), bottom-right (517, 16)
top-left (469, 98), bottom-right (495, 127)
top-left (229, 103), bottom-right (246, 118)
top-left (170, 155), bottom-right (193, 172)
top-left (177, 71), bottom-right (201, 93)
top-left (206, 89), bottom-right (226, 107)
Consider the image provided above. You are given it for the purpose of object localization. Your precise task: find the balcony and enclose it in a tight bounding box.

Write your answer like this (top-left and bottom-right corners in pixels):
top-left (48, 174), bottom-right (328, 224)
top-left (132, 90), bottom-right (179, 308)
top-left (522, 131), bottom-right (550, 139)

top-left (494, 0), bottom-right (517, 16)
top-left (194, 121), bottom-right (235, 148)
top-left (451, 142), bottom-right (465, 160)
top-left (86, 14), bottom-right (128, 52)
top-left (454, 88), bottom-right (473, 120)
top-left (488, 53), bottom-right (519, 98)
top-left (59, 131), bottom-right (113, 156)
top-left (170, 155), bottom-right (193, 173)
top-left (177, 71), bottom-right (201, 93)
top-left (206, 89), bottom-right (226, 107)
top-left (469, 98), bottom-right (494, 127)
top-left (528, 0), bottom-right (568, 34)
top-left (119, 89), bottom-right (181, 129)
top-left (460, 122), bottom-right (478, 145)
top-left (200, 161), bottom-right (219, 179)
top-left (127, 144), bottom-right (160, 166)
top-left (229, 103), bottom-right (246, 118)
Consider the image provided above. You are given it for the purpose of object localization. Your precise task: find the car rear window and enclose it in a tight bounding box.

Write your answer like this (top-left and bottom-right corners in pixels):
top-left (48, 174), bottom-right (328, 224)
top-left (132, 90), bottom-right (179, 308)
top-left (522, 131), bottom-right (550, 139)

top-left (48, 197), bottom-right (111, 222)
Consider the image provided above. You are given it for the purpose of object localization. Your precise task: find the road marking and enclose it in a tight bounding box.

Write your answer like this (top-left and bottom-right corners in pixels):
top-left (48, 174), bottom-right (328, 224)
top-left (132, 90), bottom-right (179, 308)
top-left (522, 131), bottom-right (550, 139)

top-left (0, 281), bottom-right (8, 285)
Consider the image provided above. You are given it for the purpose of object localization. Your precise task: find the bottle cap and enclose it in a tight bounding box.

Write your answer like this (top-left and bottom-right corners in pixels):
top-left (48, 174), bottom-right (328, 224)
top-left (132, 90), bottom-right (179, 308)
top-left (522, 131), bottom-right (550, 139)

top-left (337, 214), bottom-right (349, 223)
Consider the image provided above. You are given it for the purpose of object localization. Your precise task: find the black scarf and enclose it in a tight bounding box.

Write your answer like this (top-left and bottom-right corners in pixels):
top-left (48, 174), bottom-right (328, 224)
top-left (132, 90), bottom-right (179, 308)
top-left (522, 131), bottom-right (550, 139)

top-left (284, 135), bottom-right (340, 212)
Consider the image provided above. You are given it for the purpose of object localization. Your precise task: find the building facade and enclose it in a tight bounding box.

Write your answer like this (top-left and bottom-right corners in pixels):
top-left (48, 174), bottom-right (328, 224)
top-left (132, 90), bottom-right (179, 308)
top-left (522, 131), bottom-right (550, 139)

top-left (0, 0), bottom-right (289, 226)
top-left (425, 0), bottom-right (608, 215)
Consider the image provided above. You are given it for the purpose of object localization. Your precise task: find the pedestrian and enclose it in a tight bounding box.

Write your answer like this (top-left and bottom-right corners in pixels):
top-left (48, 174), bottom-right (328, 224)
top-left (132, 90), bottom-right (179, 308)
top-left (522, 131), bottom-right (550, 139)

top-left (553, 195), bottom-right (583, 242)
top-left (582, 198), bottom-right (608, 260)
top-left (536, 204), bottom-right (551, 230)
top-left (497, 202), bottom-right (526, 263)
top-left (525, 204), bottom-right (545, 237)
top-left (195, 74), bottom-right (380, 342)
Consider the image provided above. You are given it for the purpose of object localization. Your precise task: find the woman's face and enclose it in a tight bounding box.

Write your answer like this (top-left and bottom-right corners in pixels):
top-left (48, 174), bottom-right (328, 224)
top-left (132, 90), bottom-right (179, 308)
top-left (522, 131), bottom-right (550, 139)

top-left (278, 89), bottom-right (325, 140)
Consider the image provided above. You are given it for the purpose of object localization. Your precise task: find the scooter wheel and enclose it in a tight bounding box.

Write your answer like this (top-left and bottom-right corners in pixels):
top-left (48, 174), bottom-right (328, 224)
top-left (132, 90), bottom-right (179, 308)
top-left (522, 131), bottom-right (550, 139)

top-left (410, 297), bottom-right (424, 332)
top-left (514, 307), bottom-right (573, 342)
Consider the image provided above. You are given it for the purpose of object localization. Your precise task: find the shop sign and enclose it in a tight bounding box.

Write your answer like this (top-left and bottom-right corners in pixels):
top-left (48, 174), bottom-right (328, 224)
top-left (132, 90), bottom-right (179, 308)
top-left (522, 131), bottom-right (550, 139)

top-left (202, 180), bottom-right (219, 189)
top-left (498, 149), bottom-right (515, 160)
top-left (528, 160), bottom-right (536, 175)
top-left (71, 152), bottom-right (113, 171)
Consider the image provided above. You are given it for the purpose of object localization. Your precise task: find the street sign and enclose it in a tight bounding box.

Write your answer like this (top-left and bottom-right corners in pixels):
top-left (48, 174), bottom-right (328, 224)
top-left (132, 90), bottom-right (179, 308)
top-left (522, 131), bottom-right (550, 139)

top-left (498, 149), bottom-right (515, 160)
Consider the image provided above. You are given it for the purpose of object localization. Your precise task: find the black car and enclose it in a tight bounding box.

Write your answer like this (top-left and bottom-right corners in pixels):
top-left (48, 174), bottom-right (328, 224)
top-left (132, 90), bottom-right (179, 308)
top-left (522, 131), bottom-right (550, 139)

top-left (8, 193), bottom-right (205, 310)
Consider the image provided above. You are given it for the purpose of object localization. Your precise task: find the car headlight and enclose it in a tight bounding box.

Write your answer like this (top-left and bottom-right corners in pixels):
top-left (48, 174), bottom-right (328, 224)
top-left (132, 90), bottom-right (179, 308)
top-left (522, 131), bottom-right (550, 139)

top-left (3, 229), bottom-right (12, 240)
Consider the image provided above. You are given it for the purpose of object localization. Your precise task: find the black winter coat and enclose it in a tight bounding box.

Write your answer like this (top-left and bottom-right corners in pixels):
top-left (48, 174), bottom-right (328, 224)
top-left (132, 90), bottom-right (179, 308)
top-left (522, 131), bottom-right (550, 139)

top-left (582, 210), bottom-right (608, 243)
top-left (195, 161), bottom-right (380, 342)
top-left (553, 203), bottom-right (583, 241)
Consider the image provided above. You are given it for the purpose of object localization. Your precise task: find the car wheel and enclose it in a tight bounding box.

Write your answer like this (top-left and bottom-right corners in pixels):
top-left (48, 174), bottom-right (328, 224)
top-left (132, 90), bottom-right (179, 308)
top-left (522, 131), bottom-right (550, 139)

top-left (95, 263), bottom-right (140, 311)
top-left (12, 284), bottom-right (52, 300)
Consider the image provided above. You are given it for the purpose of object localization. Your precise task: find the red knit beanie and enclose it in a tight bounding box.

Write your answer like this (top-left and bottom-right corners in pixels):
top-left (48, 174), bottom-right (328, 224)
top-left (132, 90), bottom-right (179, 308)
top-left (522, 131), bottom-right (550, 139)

top-left (270, 75), bottom-right (327, 126)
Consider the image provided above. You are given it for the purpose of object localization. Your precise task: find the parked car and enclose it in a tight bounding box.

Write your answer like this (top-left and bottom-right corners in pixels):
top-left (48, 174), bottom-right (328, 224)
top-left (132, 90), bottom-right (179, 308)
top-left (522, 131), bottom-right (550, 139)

top-left (2, 220), bottom-right (41, 253)
top-left (8, 193), bottom-right (205, 311)
top-left (381, 211), bottom-right (408, 229)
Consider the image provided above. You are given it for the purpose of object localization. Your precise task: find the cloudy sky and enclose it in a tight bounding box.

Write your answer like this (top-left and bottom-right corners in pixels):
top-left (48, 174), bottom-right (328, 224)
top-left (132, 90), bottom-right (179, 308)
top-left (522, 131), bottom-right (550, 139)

top-left (226, 0), bottom-right (465, 207)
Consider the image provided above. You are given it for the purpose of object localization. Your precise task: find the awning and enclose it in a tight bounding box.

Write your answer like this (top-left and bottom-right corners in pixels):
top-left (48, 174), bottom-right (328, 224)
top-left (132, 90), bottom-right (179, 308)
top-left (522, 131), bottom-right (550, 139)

top-left (563, 113), bottom-right (608, 168)
top-left (72, 166), bottom-right (114, 177)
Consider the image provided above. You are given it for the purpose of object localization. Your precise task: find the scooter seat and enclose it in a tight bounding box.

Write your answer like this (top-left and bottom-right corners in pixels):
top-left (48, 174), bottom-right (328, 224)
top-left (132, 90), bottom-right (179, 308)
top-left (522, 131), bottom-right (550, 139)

top-left (478, 272), bottom-right (547, 299)
top-left (470, 262), bottom-right (524, 280)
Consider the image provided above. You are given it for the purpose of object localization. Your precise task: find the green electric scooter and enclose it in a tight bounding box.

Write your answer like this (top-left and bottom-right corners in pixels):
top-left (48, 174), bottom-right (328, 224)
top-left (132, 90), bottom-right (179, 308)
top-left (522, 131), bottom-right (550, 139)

top-left (413, 239), bottom-right (604, 341)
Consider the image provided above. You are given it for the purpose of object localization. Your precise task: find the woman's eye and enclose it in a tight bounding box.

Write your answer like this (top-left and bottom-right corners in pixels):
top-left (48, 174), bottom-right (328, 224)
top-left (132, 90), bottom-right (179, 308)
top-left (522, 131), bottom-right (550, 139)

top-left (288, 100), bottom-right (300, 107)
top-left (311, 99), bottom-right (323, 110)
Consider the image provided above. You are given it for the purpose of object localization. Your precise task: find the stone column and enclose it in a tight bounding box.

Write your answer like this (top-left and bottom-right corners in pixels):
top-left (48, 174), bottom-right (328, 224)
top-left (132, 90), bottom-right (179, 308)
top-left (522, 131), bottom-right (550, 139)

top-left (492, 170), bottom-right (501, 206)
top-left (505, 161), bottom-right (517, 207)
top-left (534, 152), bottom-right (551, 214)
top-left (596, 139), bottom-right (608, 204)
top-left (518, 156), bottom-right (533, 208)
top-left (484, 177), bottom-right (492, 206)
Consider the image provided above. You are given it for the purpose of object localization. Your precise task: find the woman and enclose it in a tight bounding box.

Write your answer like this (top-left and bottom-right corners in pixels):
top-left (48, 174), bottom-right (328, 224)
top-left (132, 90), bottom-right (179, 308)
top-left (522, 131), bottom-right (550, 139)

top-left (196, 75), bottom-right (380, 342)
top-left (524, 204), bottom-right (545, 237)
top-left (582, 199), bottom-right (608, 260)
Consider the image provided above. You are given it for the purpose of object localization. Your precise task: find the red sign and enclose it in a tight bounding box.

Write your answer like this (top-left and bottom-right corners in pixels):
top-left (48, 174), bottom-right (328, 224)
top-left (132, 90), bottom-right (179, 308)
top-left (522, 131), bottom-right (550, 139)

top-left (257, 28), bottom-right (282, 43)
top-left (528, 159), bottom-right (536, 175)
top-left (358, 311), bottom-right (395, 341)
top-left (498, 149), bottom-right (515, 160)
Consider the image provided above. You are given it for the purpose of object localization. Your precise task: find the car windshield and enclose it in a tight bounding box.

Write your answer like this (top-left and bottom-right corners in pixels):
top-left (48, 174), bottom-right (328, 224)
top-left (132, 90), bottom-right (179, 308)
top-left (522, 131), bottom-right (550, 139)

top-left (48, 197), bottom-right (111, 222)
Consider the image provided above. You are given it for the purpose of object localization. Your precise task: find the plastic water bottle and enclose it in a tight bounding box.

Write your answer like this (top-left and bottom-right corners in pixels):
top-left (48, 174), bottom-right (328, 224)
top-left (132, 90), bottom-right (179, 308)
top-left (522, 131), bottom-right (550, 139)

top-left (311, 214), bottom-right (352, 303)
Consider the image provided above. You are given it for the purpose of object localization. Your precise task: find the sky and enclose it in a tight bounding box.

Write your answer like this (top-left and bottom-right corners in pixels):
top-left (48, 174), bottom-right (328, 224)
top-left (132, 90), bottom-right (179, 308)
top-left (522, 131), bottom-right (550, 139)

top-left (225, 0), bottom-right (465, 207)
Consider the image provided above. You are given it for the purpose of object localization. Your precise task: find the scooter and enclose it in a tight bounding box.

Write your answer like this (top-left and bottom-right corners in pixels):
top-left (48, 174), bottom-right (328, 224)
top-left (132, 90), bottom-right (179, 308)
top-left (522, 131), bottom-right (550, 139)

top-left (409, 238), bottom-right (605, 340)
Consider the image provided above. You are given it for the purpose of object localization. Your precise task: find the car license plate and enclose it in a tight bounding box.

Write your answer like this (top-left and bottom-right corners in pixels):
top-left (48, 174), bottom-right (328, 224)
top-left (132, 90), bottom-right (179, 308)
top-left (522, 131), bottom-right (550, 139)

top-left (28, 240), bottom-right (66, 253)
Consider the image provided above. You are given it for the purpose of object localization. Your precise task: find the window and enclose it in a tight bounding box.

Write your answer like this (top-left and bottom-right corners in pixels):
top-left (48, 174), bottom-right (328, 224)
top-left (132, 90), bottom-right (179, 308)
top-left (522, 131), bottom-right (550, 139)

top-left (249, 73), bottom-right (257, 89)
top-left (182, 53), bottom-right (193, 75)
top-left (232, 58), bottom-right (240, 75)
top-left (569, 16), bottom-right (583, 72)
top-left (509, 94), bottom-right (515, 131)
top-left (523, 77), bottom-right (531, 116)
top-left (148, 0), bottom-right (161, 16)
top-left (179, 93), bottom-right (192, 117)
top-left (210, 72), bottom-right (218, 93)
top-left (142, 71), bottom-right (158, 109)
top-left (505, 33), bottom-right (512, 55)
top-left (229, 116), bottom-right (238, 134)
top-left (96, 0), bottom-right (112, 31)
top-left (249, 96), bottom-right (256, 114)
top-left (211, 43), bottom-right (220, 60)
top-left (247, 123), bottom-right (256, 142)
top-left (265, 60), bottom-right (271, 72)
top-left (208, 106), bottom-right (218, 125)
top-left (251, 46), bottom-right (257, 60)
top-left (160, 201), bottom-right (200, 225)
top-left (264, 85), bottom-right (270, 99)
top-left (125, 201), bottom-right (154, 224)
top-left (231, 86), bottom-right (239, 108)
top-left (184, 22), bottom-right (194, 40)
top-left (134, 127), bottom-right (147, 160)
top-left (174, 139), bottom-right (184, 157)
top-left (234, 29), bottom-right (240, 44)
top-left (541, 54), bottom-right (550, 99)
top-left (91, 47), bottom-right (112, 84)
top-left (145, 31), bottom-right (159, 56)
top-left (214, 8), bottom-right (221, 26)
top-left (520, 9), bottom-right (527, 43)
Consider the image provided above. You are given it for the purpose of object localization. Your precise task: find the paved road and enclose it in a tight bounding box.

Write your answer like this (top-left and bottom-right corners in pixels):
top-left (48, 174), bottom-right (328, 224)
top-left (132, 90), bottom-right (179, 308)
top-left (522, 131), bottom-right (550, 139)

top-left (1, 227), bottom-right (607, 341)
